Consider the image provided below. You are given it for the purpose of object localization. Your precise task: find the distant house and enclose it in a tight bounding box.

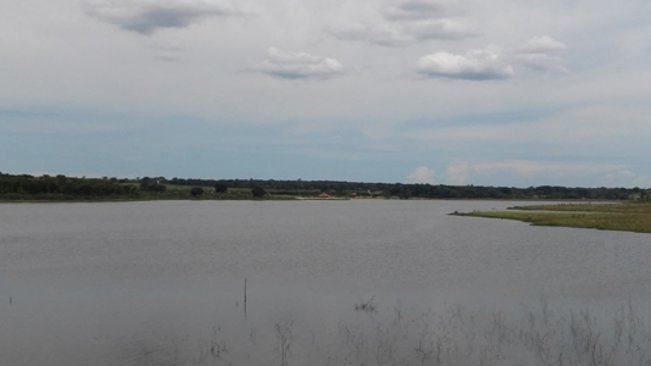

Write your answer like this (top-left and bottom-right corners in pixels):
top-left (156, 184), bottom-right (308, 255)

top-left (319, 192), bottom-right (331, 199)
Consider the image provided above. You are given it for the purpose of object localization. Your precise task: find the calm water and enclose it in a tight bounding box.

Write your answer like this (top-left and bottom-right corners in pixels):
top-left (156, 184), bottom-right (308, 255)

top-left (1, 200), bottom-right (651, 365)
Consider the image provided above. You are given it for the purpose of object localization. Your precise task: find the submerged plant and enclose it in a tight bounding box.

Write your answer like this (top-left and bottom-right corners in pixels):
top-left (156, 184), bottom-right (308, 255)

top-left (275, 320), bottom-right (294, 366)
top-left (354, 297), bottom-right (377, 313)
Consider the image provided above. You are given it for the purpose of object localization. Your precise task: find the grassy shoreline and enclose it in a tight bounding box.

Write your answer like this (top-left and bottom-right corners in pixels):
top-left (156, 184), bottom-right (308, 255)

top-left (453, 202), bottom-right (651, 233)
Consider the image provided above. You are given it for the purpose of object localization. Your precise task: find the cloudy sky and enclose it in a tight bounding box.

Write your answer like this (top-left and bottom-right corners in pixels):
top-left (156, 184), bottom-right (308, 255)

top-left (1, 0), bottom-right (650, 187)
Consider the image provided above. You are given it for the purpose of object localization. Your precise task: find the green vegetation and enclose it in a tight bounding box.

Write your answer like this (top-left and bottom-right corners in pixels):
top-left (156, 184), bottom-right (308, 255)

top-left (1, 171), bottom-right (649, 202)
top-left (0, 173), bottom-right (139, 201)
top-left (214, 183), bottom-right (228, 194)
top-left (251, 185), bottom-right (266, 198)
top-left (454, 202), bottom-right (651, 233)
top-left (0, 173), bottom-right (284, 201)
top-left (189, 187), bottom-right (204, 197)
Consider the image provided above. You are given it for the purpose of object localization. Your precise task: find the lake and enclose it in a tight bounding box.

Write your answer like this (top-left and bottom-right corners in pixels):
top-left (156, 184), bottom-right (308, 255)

top-left (1, 200), bottom-right (651, 365)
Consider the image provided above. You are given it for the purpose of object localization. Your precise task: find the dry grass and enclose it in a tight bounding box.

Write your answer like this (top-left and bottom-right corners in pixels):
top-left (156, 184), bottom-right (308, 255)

top-left (454, 202), bottom-right (651, 233)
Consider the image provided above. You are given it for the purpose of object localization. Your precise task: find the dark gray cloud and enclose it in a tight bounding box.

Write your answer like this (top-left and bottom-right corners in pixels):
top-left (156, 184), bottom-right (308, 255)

top-left (417, 49), bottom-right (514, 80)
top-left (382, 1), bottom-right (446, 21)
top-left (84, 0), bottom-right (241, 34)
top-left (255, 47), bottom-right (343, 80)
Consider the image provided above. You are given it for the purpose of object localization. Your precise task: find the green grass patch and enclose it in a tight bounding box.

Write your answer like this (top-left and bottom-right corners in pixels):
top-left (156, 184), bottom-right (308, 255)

top-left (453, 202), bottom-right (651, 233)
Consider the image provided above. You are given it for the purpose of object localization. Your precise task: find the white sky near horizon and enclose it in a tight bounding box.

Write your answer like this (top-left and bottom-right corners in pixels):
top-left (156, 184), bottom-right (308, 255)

top-left (1, 0), bottom-right (650, 187)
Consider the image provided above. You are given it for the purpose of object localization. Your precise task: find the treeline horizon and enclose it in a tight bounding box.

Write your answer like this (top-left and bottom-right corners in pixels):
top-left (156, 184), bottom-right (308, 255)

top-left (0, 172), bottom-right (649, 201)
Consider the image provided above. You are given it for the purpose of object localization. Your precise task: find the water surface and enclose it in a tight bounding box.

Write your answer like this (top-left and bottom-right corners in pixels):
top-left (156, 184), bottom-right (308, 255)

top-left (2, 200), bottom-right (650, 365)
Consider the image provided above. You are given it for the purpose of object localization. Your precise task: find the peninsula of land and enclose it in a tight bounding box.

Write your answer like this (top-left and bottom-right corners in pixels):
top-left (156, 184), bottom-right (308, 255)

top-left (453, 202), bottom-right (651, 233)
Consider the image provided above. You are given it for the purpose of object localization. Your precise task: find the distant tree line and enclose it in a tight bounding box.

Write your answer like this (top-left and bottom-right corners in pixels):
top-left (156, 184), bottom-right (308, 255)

top-left (0, 172), bottom-right (648, 201)
top-left (161, 177), bottom-right (648, 200)
top-left (0, 173), bottom-right (138, 199)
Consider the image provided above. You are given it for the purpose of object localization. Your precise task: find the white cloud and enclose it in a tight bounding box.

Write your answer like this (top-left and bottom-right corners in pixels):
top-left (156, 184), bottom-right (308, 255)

top-left (330, 22), bottom-right (412, 47)
top-left (255, 47), bottom-right (343, 80)
top-left (404, 19), bottom-right (474, 41)
top-left (407, 165), bottom-right (436, 184)
top-left (519, 35), bottom-right (567, 54)
top-left (417, 48), bottom-right (514, 80)
top-left (331, 18), bottom-right (473, 46)
top-left (512, 35), bottom-right (568, 72)
top-left (331, 0), bottom-right (473, 46)
top-left (83, 0), bottom-right (241, 34)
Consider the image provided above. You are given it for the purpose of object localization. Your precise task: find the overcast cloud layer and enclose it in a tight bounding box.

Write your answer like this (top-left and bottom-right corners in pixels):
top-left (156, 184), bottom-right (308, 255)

top-left (1, 0), bottom-right (650, 187)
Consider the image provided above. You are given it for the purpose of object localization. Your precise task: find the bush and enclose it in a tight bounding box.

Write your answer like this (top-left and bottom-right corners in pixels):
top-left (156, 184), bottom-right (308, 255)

top-left (214, 183), bottom-right (228, 193)
top-left (251, 186), bottom-right (266, 198)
